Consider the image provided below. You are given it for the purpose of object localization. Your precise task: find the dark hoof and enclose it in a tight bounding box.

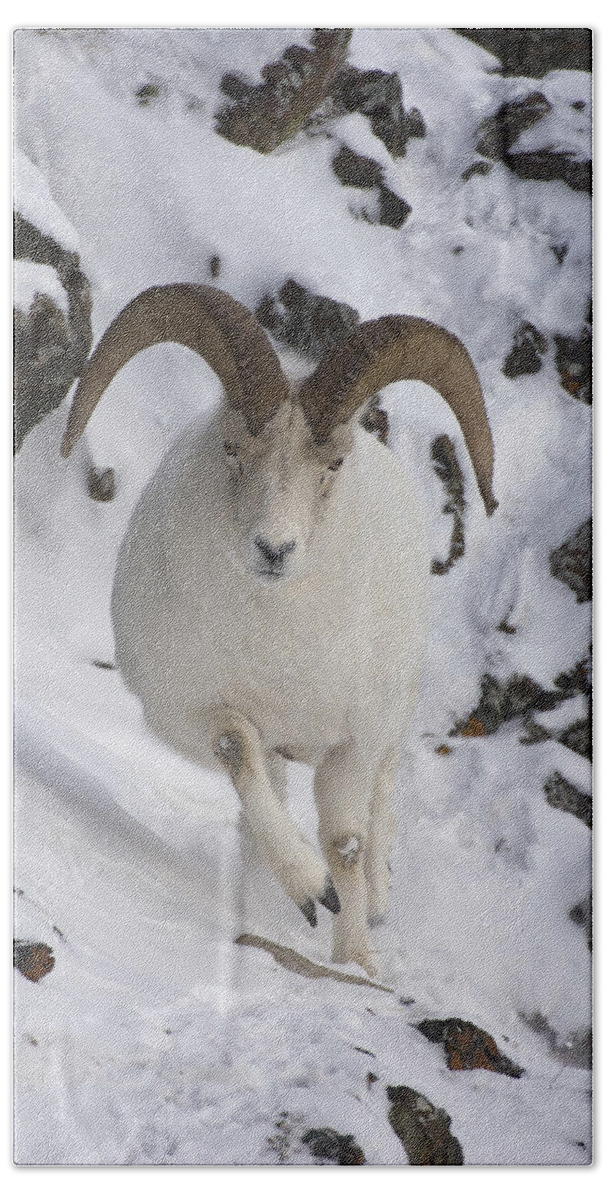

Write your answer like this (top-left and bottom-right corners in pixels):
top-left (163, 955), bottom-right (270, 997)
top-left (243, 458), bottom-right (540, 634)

top-left (299, 899), bottom-right (317, 927)
top-left (319, 879), bottom-right (341, 915)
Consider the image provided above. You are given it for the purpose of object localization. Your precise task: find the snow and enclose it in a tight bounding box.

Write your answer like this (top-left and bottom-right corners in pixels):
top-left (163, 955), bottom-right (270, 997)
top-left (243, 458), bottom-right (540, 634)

top-left (13, 28), bottom-right (591, 1165)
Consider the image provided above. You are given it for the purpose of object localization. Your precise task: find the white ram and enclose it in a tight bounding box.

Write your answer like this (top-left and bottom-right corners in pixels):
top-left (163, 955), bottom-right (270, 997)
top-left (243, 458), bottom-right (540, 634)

top-left (61, 284), bottom-right (497, 975)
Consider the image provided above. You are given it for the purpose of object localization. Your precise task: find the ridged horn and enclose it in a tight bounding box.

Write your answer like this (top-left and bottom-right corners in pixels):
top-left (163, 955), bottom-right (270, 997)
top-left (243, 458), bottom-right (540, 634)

top-left (60, 284), bottom-right (289, 457)
top-left (299, 315), bottom-right (497, 515)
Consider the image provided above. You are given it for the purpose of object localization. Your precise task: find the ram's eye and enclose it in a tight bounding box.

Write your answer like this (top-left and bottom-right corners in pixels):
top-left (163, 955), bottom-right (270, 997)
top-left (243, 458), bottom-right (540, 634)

top-left (328, 457), bottom-right (344, 472)
top-left (223, 441), bottom-right (239, 458)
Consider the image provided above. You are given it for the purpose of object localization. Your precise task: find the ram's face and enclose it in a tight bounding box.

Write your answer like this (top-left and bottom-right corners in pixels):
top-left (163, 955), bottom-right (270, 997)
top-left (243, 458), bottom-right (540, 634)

top-left (220, 402), bottom-right (354, 583)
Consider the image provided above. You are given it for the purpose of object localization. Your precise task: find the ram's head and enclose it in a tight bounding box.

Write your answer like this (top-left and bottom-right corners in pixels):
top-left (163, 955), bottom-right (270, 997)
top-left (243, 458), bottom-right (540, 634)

top-left (61, 284), bottom-right (497, 582)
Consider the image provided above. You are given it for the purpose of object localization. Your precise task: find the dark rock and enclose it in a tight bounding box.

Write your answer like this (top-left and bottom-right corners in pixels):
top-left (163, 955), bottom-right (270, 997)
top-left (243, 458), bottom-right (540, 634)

top-left (377, 185), bottom-right (411, 229)
top-left (455, 29), bottom-right (592, 78)
top-left (332, 144), bottom-right (384, 188)
top-left (557, 716), bottom-right (591, 760)
top-left (134, 82), bottom-right (163, 106)
top-left (331, 67), bottom-right (423, 158)
top-left (302, 1127), bottom-right (366, 1165)
top-left (521, 1011), bottom-right (592, 1068)
top-left (555, 319), bottom-right (591, 404)
top-left (569, 894), bottom-right (592, 950)
top-left (430, 435), bottom-right (466, 576)
top-left (417, 1018), bottom-right (524, 1078)
top-left (453, 657), bottom-right (591, 739)
top-left (461, 160), bottom-right (494, 181)
top-left (550, 243), bottom-right (569, 265)
top-left (87, 467), bottom-right (116, 502)
top-left (14, 940), bottom-right (55, 982)
top-left (386, 1085), bottom-right (464, 1165)
top-left (504, 151), bottom-right (591, 194)
top-left (502, 322), bottom-right (548, 378)
top-left (209, 254), bottom-right (221, 278)
top-left (256, 278), bottom-right (359, 360)
top-left (544, 771), bottom-right (591, 828)
top-left (14, 213), bottom-right (92, 452)
top-left (215, 29), bottom-right (352, 154)
top-left (476, 92), bottom-right (551, 160)
top-left (549, 519), bottom-right (591, 604)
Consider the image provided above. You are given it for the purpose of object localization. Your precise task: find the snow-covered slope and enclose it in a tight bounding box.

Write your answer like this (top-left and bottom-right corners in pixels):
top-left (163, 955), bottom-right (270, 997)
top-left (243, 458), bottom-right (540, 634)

top-left (13, 28), bottom-right (591, 1165)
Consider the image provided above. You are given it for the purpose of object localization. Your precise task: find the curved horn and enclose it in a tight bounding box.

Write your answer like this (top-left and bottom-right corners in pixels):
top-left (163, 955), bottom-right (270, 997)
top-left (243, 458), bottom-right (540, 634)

top-left (60, 284), bottom-right (289, 457)
top-left (299, 316), bottom-right (497, 515)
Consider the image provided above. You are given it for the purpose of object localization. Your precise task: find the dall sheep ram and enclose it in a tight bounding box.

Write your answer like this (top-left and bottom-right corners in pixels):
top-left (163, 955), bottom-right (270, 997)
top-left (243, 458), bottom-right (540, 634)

top-left (61, 284), bottom-right (497, 976)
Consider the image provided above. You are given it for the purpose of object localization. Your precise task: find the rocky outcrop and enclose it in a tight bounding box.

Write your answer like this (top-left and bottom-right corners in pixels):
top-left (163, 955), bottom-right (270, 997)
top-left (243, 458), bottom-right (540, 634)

top-left (456, 29), bottom-right (592, 78)
top-left (301, 1127), bottom-right (366, 1165)
top-left (549, 519), bottom-right (592, 604)
top-left (331, 145), bottom-right (411, 229)
top-left (386, 1085), bottom-right (464, 1165)
top-left (453, 655), bottom-right (591, 741)
top-left (14, 940), bottom-right (55, 982)
top-left (430, 435), bottom-right (466, 575)
top-left (331, 67), bottom-right (425, 158)
top-left (502, 322), bottom-right (548, 378)
top-left (417, 1018), bottom-right (523, 1077)
top-left (504, 151), bottom-right (591, 194)
top-left (555, 317), bottom-right (592, 404)
top-left (543, 771), bottom-right (591, 828)
top-left (14, 213), bottom-right (92, 452)
top-left (256, 278), bottom-right (359, 360)
top-left (476, 92), bottom-right (551, 160)
top-left (215, 29), bottom-right (352, 153)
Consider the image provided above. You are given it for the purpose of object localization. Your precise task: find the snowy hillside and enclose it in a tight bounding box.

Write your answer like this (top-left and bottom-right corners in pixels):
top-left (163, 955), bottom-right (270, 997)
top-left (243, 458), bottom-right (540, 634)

top-left (13, 28), bottom-right (591, 1165)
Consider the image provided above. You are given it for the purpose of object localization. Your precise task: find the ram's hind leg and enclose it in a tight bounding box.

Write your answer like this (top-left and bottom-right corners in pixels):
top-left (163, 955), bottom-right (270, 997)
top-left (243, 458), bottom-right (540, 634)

top-left (314, 744), bottom-right (378, 977)
top-left (364, 748), bottom-right (399, 925)
top-left (212, 709), bottom-right (340, 928)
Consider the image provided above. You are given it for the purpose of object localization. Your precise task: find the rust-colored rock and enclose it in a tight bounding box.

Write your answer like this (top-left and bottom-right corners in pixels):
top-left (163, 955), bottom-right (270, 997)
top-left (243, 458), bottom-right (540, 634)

top-left (14, 940), bottom-right (55, 982)
top-left (417, 1018), bottom-right (524, 1078)
top-left (460, 717), bottom-right (486, 737)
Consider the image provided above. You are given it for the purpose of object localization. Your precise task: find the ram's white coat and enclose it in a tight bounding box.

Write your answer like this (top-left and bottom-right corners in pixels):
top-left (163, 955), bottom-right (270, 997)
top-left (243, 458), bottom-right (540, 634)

top-left (112, 396), bottom-right (428, 974)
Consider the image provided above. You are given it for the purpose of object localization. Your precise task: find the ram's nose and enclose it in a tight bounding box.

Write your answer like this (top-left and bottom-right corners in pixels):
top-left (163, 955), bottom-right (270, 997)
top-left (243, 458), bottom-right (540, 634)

top-left (254, 536), bottom-right (297, 571)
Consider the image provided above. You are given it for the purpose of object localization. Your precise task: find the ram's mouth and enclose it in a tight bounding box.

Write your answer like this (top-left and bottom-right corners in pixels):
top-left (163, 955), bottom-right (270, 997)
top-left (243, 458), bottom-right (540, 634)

top-left (256, 566), bottom-right (286, 581)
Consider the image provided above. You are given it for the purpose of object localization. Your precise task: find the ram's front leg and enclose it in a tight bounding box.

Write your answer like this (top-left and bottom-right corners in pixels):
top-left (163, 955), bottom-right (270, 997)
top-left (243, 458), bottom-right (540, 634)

top-left (211, 709), bottom-right (340, 927)
top-left (314, 743), bottom-right (378, 977)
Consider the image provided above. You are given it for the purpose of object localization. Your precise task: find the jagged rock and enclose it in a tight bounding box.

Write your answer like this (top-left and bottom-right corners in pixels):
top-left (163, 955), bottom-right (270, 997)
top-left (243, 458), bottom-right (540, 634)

top-left (549, 519), bottom-right (591, 604)
top-left (377, 185), bottom-right (411, 229)
top-left (456, 29), bottom-right (592, 78)
top-left (453, 657), bottom-right (591, 739)
top-left (332, 66), bottom-right (424, 158)
top-left (505, 151), bottom-right (591, 194)
top-left (301, 1127), bottom-right (366, 1165)
top-left (569, 894), bottom-right (592, 950)
top-left (502, 322), bottom-right (548, 378)
top-left (88, 467), bottom-right (116, 502)
top-left (476, 92), bottom-right (551, 160)
top-left (134, 81), bottom-right (163, 106)
top-left (14, 213), bottom-right (92, 452)
top-left (215, 29), bottom-right (352, 153)
top-left (521, 1011), bottom-right (592, 1068)
top-left (430, 435), bottom-right (465, 576)
top-left (557, 717), bottom-right (591, 760)
top-left (417, 1018), bottom-right (524, 1078)
top-left (14, 940), bottom-right (55, 982)
top-left (555, 318), bottom-right (591, 404)
top-left (386, 1085), bottom-right (463, 1165)
top-left (332, 144), bottom-right (384, 188)
top-left (461, 160), bottom-right (494, 181)
top-left (544, 771), bottom-right (591, 828)
top-left (255, 278), bottom-right (359, 360)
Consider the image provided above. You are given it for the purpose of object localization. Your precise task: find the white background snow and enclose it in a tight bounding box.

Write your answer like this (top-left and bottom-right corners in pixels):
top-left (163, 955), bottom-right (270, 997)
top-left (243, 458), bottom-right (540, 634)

top-left (12, 22), bottom-right (592, 1167)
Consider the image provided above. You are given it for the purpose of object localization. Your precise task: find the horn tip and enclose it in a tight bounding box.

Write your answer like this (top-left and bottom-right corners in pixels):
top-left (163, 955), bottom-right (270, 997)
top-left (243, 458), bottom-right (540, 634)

top-left (484, 493), bottom-right (498, 517)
